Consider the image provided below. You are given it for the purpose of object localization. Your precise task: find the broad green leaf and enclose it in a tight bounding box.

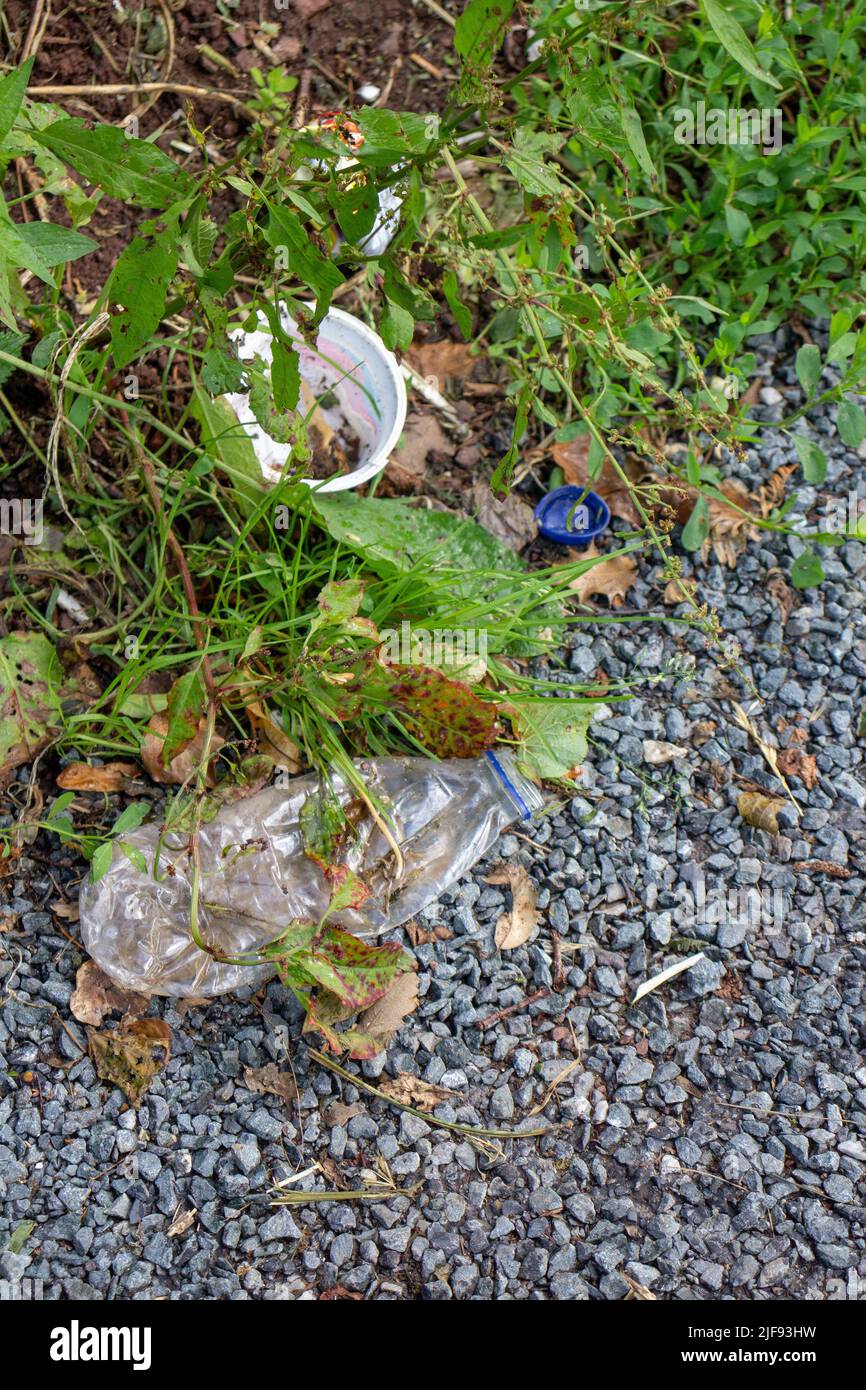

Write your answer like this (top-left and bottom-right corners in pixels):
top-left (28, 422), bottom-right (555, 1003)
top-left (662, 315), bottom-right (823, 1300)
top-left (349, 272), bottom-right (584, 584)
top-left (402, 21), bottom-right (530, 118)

top-left (265, 202), bottom-right (343, 321)
top-left (702, 0), bottom-right (781, 89)
top-left (379, 299), bottom-right (414, 352)
top-left (200, 343), bottom-right (246, 395)
top-left (795, 344), bottom-right (822, 396)
top-left (108, 230), bottom-right (178, 368)
top-left (724, 204), bottom-right (751, 246)
top-left (162, 669), bottom-right (206, 765)
top-left (0, 58), bottom-right (34, 147)
top-left (443, 270), bottom-right (472, 339)
top-left (89, 840), bottom-right (115, 882)
top-left (505, 127), bottom-right (563, 198)
top-left (681, 495), bottom-right (711, 551)
top-left (270, 337), bottom-right (300, 414)
top-left (32, 119), bottom-right (192, 208)
top-left (511, 698), bottom-right (597, 781)
top-left (0, 218), bottom-right (57, 285)
top-left (8, 1220), bottom-right (36, 1254)
top-left (793, 435), bottom-right (827, 483)
top-left (334, 176), bottom-right (378, 243)
top-left (791, 549), bottom-right (824, 589)
top-left (455, 0), bottom-right (517, 73)
top-left (12, 221), bottom-right (97, 267)
top-left (386, 663), bottom-right (501, 757)
top-left (0, 631), bottom-right (67, 777)
top-left (837, 399), bottom-right (866, 449)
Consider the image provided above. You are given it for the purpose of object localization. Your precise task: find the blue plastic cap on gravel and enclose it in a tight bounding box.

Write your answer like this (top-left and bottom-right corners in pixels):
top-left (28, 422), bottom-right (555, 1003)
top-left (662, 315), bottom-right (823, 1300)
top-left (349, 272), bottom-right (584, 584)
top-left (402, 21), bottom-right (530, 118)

top-left (534, 485), bottom-right (611, 546)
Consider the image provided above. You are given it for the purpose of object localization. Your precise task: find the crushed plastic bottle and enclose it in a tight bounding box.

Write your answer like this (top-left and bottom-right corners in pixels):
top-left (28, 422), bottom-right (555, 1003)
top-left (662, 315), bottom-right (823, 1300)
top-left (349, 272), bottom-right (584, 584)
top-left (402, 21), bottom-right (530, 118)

top-left (80, 751), bottom-right (544, 998)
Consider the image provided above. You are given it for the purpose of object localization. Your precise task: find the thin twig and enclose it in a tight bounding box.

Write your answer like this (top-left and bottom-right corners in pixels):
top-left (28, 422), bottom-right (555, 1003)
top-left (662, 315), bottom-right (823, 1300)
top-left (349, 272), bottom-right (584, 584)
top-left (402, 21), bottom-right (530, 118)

top-left (479, 987), bottom-right (549, 1029)
top-left (308, 1049), bottom-right (554, 1138)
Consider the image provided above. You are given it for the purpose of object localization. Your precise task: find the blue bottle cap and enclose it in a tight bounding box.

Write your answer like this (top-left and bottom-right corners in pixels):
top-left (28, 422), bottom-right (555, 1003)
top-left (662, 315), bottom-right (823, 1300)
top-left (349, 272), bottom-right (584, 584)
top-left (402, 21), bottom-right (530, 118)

top-left (534, 485), bottom-right (611, 547)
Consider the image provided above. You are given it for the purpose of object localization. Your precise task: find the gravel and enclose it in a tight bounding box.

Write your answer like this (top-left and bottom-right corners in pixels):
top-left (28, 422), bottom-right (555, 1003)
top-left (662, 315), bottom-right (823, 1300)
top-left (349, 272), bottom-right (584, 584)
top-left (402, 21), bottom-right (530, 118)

top-left (1, 333), bottom-right (864, 1302)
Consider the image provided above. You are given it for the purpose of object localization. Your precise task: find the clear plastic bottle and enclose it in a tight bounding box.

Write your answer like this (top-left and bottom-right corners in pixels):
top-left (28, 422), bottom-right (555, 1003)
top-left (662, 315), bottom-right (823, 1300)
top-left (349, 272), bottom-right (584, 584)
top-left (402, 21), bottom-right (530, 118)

top-left (79, 751), bottom-right (543, 997)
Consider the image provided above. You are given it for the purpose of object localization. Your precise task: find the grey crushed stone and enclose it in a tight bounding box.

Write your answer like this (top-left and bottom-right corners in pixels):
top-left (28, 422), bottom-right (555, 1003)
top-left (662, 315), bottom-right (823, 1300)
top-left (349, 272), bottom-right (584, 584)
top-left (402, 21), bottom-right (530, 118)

top-left (0, 332), bottom-right (864, 1301)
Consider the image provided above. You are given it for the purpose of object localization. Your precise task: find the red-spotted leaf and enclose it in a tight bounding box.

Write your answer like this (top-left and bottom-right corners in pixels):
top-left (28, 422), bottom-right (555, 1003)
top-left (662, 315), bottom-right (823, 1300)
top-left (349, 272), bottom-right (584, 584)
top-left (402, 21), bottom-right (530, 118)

top-left (386, 663), bottom-right (500, 757)
top-left (305, 926), bottom-right (414, 1011)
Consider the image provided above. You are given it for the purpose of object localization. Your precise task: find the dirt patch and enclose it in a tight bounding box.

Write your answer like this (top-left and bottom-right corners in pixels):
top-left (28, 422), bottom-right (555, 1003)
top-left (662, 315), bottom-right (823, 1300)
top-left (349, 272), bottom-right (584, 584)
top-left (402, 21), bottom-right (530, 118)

top-left (4, 0), bottom-right (459, 293)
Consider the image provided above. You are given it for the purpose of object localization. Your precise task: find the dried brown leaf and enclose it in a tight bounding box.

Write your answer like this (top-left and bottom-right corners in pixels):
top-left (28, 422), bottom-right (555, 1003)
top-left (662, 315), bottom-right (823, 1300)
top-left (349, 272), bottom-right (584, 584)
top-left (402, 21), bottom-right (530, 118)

top-left (140, 713), bottom-right (225, 786)
top-left (243, 1063), bottom-right (298, 1106)
top-left (643, 740), bottom-right (688, 765)
top-left (358, 971), bottom-right (419, 1042)
top-left (738, 790), bottom-right (785, 835)
top-left (246, 701), bottom-right (301, 772)
top-left (56, 761), bottom-right (139, 792)
top-left (472, 479), bottom-right (537, 552)
top-left (487, 864), bottom-right (540, 949)
top-left (88, 1019), bottom-right (171, 1105)
top-left (550, 440), bottom-right (643, 525)
top-left (70, 961), bottom-right (149, 1027)
top-left (567, 544), bottom-right (638, 607)
top-left (378, 1073), bottom-right (452, 1112)
top-left (324, 1100), bottom-right (363, 1127)
top-left (405, 340), bottom-right (478, 388)
top-left (167, 1208), bottom-right (197, 1238)
top-left (776, 747), bottom-right (818, 789)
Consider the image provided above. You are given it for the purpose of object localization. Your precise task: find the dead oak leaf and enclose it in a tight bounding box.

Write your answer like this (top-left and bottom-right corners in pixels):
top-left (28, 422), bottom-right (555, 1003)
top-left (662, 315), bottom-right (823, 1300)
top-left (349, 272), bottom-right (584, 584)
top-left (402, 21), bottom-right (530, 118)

top-left (567, 544), bottom-right (638, 607)
top-left (405, 340), bottom-right (479, 388)
top-left (70, 961), bottom-right (149, 1027)
top-left (246, 702), bottom-right (301, 773)
top-left (487, 863), bottom-right (540, 949)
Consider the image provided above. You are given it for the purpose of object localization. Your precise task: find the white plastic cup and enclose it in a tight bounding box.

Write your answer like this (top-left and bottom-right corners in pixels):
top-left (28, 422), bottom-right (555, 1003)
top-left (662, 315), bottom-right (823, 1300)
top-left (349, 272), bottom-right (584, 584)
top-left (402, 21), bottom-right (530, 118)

top-left (225, 304), bottom-right (407, 493)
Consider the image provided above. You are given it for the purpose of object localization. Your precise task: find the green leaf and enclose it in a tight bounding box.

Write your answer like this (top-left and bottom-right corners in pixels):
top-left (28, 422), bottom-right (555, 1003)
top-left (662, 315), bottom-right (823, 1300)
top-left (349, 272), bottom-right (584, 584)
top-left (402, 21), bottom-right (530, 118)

top-left (117, 840), bottom-right (148, 875)
top-left (702, 0), bottom-right (781, 89)
top-left (334, 176), bottom-right (378, 243)
top-left (111, 801), bottom-right (150, 837)
top-left (443, 270), bottom-right (472, 339)
top-left (89, 840), bottom-right (115, 882)
top-left (454, 0), bottom-right (517, 73)
top-left (793, 435), bottom-right (827, 483)
top-left (724, 204), bottom-right (751, 246)
top-left (162, 669), bottom-right (206, 766)
top-left (505, 127), bottom-right (563, 198)
top-left (511, 698), bottom-right (597, 781)
top-left (0, 219), bottom-right (56, 285)
top-left (201, 343), bottom-right (246, 395)
top-left (306, 926), bottom-right (413, 1011)
top-left (0, 58), bottom-right (34, 148)
top-left (32, 119), bottom-right (192, 208)
top-left (108, 229), bottom-right (178, 369)
top-left (791, 550), bottom-right (824, 589)
top-left (681, 495), bottom-right (711, 551)
top-left (379, 299), bottom-right (414, 352)
top-left (264, 202), bottom-right (343, 321)
top-left (795, 344), bottom-right (822, 396)
top-left (837, 400), bottom-right (866, 449)
top-left (7, 1219), bottom-right (36, 1254)
top-left (12, 221), bottom-right (97, 267)
top-left (270, 337), bottom-right (301, 414)
top-left (620, 105), bottom-right (657, 179)
top-left (0, 631), bottom-right (67, 776)
top-left (386, 663), bottom-right (500, 757)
